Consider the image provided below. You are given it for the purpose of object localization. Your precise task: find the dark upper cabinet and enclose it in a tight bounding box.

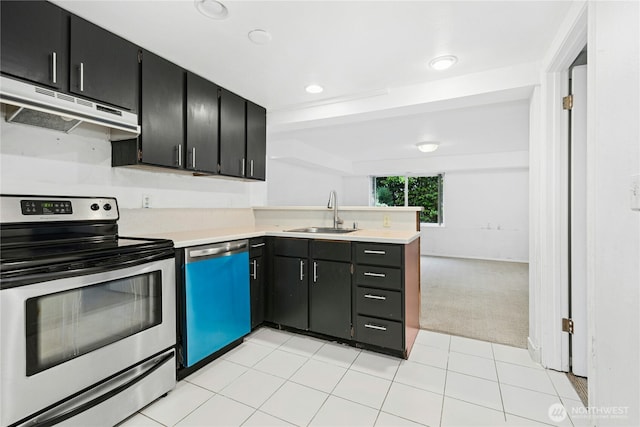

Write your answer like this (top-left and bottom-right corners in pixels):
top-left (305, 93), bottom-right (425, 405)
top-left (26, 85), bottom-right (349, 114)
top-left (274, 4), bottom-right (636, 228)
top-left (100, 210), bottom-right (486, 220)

top-left (0, 1), bottom-right (68, 90)
top-left (186, 72), bottom-right (219, 174)
top-left (69, 16), bottom-right (139, 111)
top-left (219, 88), bottom-right (247, 178)
top-left (246, 101), bottom-right (266, 180)
top-left (140, 51), bottom-right (185, 168)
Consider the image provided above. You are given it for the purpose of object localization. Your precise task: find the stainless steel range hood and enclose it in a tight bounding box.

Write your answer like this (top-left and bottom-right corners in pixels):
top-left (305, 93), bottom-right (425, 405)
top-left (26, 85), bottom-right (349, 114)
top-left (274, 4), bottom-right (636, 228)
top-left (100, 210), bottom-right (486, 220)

top-left (0, 76), bottom-right (140, 140)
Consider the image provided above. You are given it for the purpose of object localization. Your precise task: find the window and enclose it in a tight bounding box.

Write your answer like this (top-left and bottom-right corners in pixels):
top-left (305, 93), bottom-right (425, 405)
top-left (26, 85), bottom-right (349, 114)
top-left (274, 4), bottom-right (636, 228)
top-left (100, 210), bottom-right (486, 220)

top-left (372, 174), bottom-right (444, 224)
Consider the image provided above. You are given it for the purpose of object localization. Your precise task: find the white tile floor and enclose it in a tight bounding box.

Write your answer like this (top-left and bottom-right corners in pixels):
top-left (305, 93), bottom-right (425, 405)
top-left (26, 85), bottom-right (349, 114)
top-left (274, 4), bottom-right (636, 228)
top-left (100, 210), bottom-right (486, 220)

top-left (119, 328), bottom-right (588, 427)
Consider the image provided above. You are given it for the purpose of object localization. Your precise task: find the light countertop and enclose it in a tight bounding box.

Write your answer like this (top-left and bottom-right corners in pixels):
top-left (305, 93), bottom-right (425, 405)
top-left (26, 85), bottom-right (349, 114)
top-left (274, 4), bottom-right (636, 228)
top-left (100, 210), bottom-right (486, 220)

top-left (134, 225), bottom-right (420, 248)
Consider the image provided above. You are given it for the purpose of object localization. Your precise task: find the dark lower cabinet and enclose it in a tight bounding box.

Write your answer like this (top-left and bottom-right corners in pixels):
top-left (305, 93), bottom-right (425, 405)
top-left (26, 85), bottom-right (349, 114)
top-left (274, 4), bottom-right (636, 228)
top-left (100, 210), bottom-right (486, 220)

top-left (249, 238), bottom-right (266, 329)
top-left (139, 51), bottom-right (185, 168)
top-left (272, 255), bottom-right (308, 330)
top-left (309, 259), bottom-right (351, 339)
top-left (1, 0), bottom-right (68, 91)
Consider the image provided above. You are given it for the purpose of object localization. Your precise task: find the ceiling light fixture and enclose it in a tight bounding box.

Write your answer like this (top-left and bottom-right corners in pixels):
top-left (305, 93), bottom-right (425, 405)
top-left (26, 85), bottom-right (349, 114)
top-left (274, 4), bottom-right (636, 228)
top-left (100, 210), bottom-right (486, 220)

top-left (195, 0), bottom-right (229, 20)
top-left (305, 84), bottom-right (323, 94)
top-left (248, 29), bottom-right (272, 45)
top-left (429, 55), bottom-right (458, 71)
top-left (416, 142), bottom-right (440, 153)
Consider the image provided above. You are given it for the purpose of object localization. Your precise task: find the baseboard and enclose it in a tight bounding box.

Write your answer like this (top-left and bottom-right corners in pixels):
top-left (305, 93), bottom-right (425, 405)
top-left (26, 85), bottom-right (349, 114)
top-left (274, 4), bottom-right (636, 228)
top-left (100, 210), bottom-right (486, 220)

top-left (528, 336), bottom-right (542, 365)
top-left (421, 252), bottom-right (529, 264)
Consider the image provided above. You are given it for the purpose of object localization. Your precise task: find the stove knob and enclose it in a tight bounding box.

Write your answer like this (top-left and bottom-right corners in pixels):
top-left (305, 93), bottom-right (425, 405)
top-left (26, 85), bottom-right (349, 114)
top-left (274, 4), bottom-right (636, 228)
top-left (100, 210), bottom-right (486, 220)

top-left (103, 203), bottom-right (112, 211)
top-left (90, 203), bottom-right (100, 211)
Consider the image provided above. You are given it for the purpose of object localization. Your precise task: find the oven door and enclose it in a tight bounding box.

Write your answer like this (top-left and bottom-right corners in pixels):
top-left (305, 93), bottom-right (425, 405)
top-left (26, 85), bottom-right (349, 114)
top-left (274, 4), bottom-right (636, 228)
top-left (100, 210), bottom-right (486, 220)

top-left (0, 257), bottom-right (176, 427)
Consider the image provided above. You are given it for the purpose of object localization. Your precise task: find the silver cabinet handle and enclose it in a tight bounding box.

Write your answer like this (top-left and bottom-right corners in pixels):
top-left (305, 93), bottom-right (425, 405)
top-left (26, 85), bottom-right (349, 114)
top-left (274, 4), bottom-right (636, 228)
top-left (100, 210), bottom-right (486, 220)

top-left (192, 147), bottom-right (196, 168)
top-left (364, 250), bottom-right (386, 255)
top-left (299, 260), bottom-right (305, 281)
top-left (241, 158), bottom-right (246, 176)
top-left (52, 52), bottom-right (57, 84)
top-left (313, 261), bottom-right (318, 283)
top-left (364, 294), bottom-right (386, 301)
top-left (251, 259), bottom-right (257, 280)
top-left (364, 272), bottom-right (386, 278)
top-left (251, 242), bottom-right (266, 248)
top-left (364, 323), bottom-right (387, 331)
top-left (176, 144), bottom-right (182, 167)
top-left (250, 159), bottom-right (254, 177)
top-left (80, 62), bottom-right (84, 91)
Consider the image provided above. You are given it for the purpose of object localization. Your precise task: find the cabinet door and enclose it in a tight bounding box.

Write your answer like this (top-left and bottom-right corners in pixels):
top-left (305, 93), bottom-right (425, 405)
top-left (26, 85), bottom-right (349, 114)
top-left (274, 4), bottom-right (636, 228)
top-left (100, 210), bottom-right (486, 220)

top-left (186, 72), bottom-right (219, 173)
top-left (0, 0), bottom-right (68, 90)
top-left (140, 51), bottom-right (185, 168)
top-left (69, 16), bottom-right (138, 111)
top-left (246, 101), bottom-right (266, 180)
top-left (272, 256), bottom-right (308, 330)
top-left (219, 88), bottom-right (246, 177)
top-left (309, 260), bottom-right (352, 339)
top-left (250, 256), bottom-right (265, 329)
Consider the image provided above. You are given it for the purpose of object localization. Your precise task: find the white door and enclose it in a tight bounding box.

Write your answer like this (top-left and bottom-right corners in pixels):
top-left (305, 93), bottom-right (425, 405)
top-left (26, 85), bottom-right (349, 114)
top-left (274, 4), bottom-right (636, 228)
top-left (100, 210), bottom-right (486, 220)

top-left (570, 64), bottom-right (588, 377)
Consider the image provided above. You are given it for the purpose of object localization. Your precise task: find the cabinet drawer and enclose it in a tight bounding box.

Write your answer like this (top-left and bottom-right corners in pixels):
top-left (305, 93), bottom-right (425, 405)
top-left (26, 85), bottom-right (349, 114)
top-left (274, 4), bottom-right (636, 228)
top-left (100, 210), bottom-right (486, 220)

top-left (355, 243), bottom-right (402, 267)
top-left (355, 315), bottom-right (403, 350)
top-left (274, 238), bottom-right (308, 257)
top-left (249, 238), bottom-right (266, 257)
top-left (354, 265), bottom-right (401, 290)
top-left (356, 287), bottom-right (402, 320)
top-left (310, 240), bottom-right (351, 262)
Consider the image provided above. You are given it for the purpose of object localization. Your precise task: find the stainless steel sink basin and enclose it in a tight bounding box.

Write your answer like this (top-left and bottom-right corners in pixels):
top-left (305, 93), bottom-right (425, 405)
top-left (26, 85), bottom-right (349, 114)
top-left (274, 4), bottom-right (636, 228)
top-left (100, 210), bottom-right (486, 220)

top-left (285, 226), bottom-right (357, 234)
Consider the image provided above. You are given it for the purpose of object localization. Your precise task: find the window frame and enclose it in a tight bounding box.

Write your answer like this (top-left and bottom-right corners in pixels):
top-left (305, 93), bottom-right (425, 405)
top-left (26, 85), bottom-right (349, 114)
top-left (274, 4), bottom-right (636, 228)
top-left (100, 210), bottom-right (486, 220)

top-left (371, 174), bottom-right (444, 226)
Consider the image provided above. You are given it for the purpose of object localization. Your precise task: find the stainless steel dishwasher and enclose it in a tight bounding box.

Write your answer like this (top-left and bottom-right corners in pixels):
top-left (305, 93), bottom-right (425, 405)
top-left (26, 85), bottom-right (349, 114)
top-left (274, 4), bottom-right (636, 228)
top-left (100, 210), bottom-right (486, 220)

top-left (182, 240), bottom-right (250, 368)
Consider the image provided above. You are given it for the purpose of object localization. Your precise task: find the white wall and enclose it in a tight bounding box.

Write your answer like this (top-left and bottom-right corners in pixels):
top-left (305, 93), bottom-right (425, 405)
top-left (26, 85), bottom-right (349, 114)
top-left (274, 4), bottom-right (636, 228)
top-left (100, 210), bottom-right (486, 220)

top-left (266, 159), bottom-right (343, 206)
top-left (587, 1), bottom-right (639, 424)
top-left (0, 121), bottom-right (267, 208)
top-left (423, 169), bottom-right (529, 262)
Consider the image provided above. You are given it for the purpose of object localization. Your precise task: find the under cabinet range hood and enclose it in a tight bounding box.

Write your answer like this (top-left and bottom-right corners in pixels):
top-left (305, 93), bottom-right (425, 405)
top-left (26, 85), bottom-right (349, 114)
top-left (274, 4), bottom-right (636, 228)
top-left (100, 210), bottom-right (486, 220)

top-left (0, 76), bottom-right (140, 140)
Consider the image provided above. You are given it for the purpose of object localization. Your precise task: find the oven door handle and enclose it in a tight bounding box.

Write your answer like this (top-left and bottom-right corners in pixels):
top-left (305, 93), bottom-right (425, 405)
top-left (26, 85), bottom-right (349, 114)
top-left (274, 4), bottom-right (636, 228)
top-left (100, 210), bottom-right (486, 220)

top-left (15, 350), bottom-right (174, 427)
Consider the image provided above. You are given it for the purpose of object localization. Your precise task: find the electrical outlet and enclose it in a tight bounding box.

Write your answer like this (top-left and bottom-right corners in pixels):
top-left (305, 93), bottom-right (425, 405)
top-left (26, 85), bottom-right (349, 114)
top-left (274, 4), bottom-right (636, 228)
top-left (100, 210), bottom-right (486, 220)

top-left (383, 215), bottom-right (391, 227)
top-left (142, 194), bottom-right (151, 209)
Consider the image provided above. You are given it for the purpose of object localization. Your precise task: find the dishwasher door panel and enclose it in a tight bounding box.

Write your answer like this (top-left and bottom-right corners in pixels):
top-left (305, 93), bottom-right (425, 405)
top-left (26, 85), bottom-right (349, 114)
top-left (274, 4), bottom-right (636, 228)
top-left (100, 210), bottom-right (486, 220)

top-left (184, 251), bottom-right (250, 367)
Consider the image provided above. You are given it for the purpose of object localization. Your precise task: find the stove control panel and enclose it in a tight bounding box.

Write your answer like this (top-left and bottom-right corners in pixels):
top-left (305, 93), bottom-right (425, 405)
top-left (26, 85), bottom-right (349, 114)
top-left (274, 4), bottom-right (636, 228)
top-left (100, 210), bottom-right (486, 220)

top-left (0, 195), bottom-right (119, 223)
top-left (21, 200), bottom-right (73, 215)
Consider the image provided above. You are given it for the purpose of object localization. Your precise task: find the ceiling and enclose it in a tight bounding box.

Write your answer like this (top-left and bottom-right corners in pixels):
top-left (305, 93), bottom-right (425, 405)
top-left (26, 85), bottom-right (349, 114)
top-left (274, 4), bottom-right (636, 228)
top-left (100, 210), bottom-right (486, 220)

top-left (52, 0), bottom-right (572, 164)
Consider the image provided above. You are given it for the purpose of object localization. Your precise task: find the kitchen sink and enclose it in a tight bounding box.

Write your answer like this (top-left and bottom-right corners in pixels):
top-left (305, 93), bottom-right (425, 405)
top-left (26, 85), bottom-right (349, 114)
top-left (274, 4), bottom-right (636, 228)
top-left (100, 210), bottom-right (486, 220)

top-left (285, 226), bottom-right (357, 234)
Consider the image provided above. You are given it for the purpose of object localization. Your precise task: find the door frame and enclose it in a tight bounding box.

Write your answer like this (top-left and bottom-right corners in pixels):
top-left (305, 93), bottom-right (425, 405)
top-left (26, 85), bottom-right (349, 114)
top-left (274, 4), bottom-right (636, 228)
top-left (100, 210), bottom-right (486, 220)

top-left (529, 2), bottom-right (588, 372)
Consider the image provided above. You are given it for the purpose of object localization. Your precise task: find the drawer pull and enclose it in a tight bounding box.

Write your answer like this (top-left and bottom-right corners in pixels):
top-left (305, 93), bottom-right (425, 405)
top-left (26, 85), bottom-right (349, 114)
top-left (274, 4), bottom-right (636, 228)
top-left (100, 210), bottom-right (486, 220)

top-left (364, 272), bottom-right (386, 278)
top-left (364, 250), bottom-right (386, 255)
top-left (251, 242), bottom-right (266, 248)
top-left (364, 294), bottom-right (386, 301)
top-left (364, 323), bottom-right (387, 331)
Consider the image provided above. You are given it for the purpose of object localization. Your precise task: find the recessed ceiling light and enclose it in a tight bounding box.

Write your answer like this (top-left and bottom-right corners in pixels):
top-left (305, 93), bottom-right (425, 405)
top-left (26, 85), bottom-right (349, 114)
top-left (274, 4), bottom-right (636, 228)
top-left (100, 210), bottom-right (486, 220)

top-left (429, 55), bottom-right (458, 71)
top-left (195, 0), bottom-right (228, 20)
top-left (305, 84), bottom-right (323, 94)
top-left (248, 29), bottom-right (272, 45)
top-left (416, 142), bottom-right (440, 153)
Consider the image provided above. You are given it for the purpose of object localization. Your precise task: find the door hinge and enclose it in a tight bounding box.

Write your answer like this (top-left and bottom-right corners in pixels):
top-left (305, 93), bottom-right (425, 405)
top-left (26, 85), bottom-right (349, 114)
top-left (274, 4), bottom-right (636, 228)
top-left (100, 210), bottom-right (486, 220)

top-left (137, 50), bottom-right (142, 64)
top-left (562, 318), bottom-right (574, 334)
top-left (350, 326), bottom-right (354, 338)
top-left (563, 94), bottom-right (573, 110)
top-left (350, 264), bottom-right (354, 274)
top-left (137, 149), bottom-right (143, 162)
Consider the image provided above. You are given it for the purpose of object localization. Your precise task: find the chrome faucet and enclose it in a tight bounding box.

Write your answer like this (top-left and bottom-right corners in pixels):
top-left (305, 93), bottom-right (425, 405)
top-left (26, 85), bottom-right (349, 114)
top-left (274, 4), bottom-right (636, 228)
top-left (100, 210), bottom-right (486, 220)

top-left (327, 190), bottom-right (343, 229)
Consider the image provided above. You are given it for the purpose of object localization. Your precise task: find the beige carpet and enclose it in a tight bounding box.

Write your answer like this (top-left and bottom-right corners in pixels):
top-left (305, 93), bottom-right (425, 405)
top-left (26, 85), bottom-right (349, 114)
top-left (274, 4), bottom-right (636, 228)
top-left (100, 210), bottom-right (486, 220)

top-left (420, 256), bottom-right (529, 348)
